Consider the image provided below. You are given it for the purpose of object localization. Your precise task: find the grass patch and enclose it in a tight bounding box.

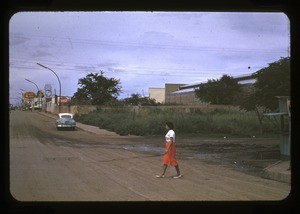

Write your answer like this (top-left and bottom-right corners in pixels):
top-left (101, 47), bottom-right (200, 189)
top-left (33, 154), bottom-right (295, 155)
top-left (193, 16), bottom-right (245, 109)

top-left (75, 107), bottom-right (279, 137)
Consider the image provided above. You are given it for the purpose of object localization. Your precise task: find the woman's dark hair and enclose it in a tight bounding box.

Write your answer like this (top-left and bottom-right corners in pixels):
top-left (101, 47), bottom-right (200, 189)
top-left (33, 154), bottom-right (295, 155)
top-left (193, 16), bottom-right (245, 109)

top-left (165, 121), bottom-right (174, 130)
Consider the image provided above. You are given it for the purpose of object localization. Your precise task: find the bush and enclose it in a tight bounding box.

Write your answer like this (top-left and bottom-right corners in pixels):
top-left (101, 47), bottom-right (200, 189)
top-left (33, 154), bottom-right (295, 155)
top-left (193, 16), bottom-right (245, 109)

top-left (75, 107), bottom-right (279, 137)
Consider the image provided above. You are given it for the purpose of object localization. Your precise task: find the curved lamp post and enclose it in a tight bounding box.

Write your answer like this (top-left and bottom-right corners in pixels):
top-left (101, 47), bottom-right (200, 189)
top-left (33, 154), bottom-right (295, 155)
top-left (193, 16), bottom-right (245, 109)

top-left (25, 78), bottom-right (39, 91)
top-left (25, 78), bottom-right (41, 110)
top-left (37, 63), bottom-right (62, 113)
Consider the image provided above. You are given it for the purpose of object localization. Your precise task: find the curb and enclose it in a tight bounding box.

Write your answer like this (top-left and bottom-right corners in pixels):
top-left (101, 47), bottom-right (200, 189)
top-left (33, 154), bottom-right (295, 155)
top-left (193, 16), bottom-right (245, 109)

top-left (37, 111), bottom-right (121, 136)
top-left (261, 161), bottom-right (291, 184)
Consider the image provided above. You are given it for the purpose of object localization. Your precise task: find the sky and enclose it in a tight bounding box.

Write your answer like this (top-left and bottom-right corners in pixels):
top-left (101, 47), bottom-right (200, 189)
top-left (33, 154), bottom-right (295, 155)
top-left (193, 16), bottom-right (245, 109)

top-left (9, 11), bottom-right (290, 105)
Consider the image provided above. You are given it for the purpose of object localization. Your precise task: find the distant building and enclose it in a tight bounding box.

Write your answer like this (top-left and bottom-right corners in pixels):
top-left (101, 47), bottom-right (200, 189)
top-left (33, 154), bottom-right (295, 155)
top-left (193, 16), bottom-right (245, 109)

top-left (165, 83), bottom-right (186, 103)
top-left (149, 73), bottom-right (257, 105)
top-left (166, 88), bottom-right (202, 105)
top-left (149, 88), bottom-right (165, 103)
top-left (148, 83), bottom-right (186, 104)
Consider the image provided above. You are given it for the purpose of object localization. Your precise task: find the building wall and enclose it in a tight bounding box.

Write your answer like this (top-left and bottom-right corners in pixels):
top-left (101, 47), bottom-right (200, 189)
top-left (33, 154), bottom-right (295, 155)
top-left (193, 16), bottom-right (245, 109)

top-left (165, 83), bottom-right (185, 96)
top-left (166, 91), bottom-right (203, 105)
top-left (45, 101), bottom-right (57, 114)
top-left (164, 83), bottom-right (186, 103)
top-left (70, 105), bottom-right (97, 116)
top-left (149, 88), bottom-right (165, 103)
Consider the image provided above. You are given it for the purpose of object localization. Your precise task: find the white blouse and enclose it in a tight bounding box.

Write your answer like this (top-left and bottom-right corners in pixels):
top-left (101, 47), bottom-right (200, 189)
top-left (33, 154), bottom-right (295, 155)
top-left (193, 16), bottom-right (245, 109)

top-left (165, 130), bottom-right (175, 142)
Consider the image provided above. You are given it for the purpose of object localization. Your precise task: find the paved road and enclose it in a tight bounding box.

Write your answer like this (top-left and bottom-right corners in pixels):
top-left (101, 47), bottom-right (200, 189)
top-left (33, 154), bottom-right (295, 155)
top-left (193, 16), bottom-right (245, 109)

top-left (9, 110), bottom-right (290, 201)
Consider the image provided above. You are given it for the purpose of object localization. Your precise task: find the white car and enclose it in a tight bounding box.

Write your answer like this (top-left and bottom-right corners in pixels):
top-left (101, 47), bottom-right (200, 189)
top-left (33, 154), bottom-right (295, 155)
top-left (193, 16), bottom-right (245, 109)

top-left (56, 113), bottom-right (76, 130)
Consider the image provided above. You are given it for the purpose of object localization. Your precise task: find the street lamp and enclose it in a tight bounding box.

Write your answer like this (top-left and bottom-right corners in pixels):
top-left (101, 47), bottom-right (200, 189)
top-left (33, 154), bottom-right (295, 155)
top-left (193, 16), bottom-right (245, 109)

top-left (25, 78), bottom-right (41, 110)
top-left (37, 63), bottom-right (62, 113)
top-left (25, 78), bottom-right (39, 91)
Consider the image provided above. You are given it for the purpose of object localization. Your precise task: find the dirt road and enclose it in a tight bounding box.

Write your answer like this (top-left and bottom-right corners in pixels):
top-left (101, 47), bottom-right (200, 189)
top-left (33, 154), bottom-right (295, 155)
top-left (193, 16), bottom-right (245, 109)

top-left (9, 111), bottom-right (290, 201)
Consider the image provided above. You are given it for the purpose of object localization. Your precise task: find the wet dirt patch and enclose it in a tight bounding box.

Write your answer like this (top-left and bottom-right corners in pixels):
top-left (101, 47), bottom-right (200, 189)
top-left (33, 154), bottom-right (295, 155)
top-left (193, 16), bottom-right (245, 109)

top-left (171, 138), bottom-right (282, 177)
top-left (44, 156), bottom-right (80, 162)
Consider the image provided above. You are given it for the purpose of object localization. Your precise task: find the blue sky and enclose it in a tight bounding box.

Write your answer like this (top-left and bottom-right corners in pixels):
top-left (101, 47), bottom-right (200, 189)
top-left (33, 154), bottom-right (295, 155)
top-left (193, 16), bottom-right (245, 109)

top-left (9, 11), bottom-right (290, 105)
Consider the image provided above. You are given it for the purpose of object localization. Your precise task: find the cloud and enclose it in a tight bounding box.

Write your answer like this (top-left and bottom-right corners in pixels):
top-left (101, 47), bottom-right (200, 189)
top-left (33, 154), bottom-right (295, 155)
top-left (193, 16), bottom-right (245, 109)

top-left (9, 12), bottom-right (290, 105)
top-left (222, 13), bottom-right (288, 36)
top-left (97, 62), bottom-right (120, 68)
top-left (105, 65), bottom-right (129, 73)
top-left (137, 31), bottom-right (175, 44)
top-left (74, 65), bottom-right (96, 72)
top-left (31, 50), bottom-right (53, 58)
top-left (10, 35), bottom-right (30, 46)
top-left (38, 42), bottom-right (57, 48)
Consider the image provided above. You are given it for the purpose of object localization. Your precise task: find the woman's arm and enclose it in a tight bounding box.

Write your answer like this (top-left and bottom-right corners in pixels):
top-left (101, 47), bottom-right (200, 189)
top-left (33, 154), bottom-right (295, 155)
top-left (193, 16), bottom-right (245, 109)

top-left (164, 137), bottom-right (174, 154)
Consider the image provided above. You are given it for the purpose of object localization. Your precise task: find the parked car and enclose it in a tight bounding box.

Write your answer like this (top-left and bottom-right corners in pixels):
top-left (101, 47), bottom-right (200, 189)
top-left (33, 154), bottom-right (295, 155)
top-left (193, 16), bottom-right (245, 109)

top-left (56, 113), bottom-right (76, 130)
top-left (9, 104), bottom-right (16, 111)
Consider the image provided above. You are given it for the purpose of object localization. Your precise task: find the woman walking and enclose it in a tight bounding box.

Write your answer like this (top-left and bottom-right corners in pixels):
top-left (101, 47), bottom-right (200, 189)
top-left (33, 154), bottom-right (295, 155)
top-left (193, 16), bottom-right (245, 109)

top-left (156, 121), bottom-right (182, 179)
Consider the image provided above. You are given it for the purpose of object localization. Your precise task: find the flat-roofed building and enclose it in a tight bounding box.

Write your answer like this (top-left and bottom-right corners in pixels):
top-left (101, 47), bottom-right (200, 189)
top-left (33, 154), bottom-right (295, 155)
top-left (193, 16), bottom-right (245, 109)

top-left (148, 73), bottom-right (257, 105)
top-left (149, 88), bottom-right (165, 103)
top-left (167, 88), bottom-right (202, 105)
top-left (149, 83), bottom-right (186, 104)
top-left (164, 83), bottom-right (186, 103)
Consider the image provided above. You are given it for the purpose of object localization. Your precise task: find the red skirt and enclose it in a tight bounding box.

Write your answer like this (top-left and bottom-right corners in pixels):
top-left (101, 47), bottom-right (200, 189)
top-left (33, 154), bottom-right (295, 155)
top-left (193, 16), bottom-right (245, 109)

top-left (163, 141), bottom-right (178, 166)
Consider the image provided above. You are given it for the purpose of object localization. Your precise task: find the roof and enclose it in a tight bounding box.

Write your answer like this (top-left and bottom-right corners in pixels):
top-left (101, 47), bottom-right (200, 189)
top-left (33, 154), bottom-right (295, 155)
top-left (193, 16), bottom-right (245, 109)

top-left (58, 113), bottom-right (73, 117)
top-left (179, 73), bottom-right (257, 90)
top-left (171, 88), bottom-right (195, 94)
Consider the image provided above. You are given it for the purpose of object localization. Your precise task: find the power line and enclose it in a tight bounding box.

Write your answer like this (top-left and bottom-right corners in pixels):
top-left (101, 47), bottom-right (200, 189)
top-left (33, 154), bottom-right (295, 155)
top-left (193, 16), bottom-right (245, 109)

top-left (10, 64), bottom-right (218, 77)
top-left (10, 34), bottom-right (287, 54)
top-left (10, 57), bottom-right (236, 76)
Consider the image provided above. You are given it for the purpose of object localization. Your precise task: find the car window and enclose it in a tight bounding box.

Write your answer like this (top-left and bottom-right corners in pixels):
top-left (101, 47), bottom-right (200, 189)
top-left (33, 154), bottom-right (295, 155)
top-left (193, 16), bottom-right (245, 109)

top-left (61, 115), bottom-right (72, 119)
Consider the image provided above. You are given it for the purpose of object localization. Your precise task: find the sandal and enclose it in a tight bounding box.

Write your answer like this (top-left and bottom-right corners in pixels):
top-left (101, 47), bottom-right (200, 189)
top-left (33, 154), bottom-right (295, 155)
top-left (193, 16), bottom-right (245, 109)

top-left (173, 174), bottom-right (182, 179)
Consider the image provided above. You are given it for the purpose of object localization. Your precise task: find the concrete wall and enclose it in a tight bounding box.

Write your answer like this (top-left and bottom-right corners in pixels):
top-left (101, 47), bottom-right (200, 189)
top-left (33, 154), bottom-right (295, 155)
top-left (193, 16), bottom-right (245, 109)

top-left (135, 104), bottom-right (240, 113)
top-left (165, 83), bottom-right (185, 97)
top-left (45, 102), bottom-right (58, 114)
top-left (45, 104), bottom-right (97, 116)
top-left (166, 91), bottom-right (202, 105)
top-left (69, 105), bottom-right (97, 116)
top-left (45, 104), bottom-right (240, 116)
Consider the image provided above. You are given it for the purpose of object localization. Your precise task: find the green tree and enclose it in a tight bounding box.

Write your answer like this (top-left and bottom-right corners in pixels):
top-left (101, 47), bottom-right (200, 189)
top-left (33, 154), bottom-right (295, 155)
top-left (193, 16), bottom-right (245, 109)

top-left (195, 74), bottom-right (241, 105)
top-left (71, 72), bottom-right (121, 105)
top-left (252, 57), bottom-right (290, 110)
top-left (122, 93), bottom-right (157, 106)
top-left (239, 57), bottom-right (290, 134)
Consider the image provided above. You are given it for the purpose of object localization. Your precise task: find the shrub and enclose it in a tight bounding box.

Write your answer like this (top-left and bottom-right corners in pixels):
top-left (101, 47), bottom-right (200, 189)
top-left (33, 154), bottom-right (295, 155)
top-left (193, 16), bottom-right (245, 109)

top-left (75, 107), bottom-right (279, 137)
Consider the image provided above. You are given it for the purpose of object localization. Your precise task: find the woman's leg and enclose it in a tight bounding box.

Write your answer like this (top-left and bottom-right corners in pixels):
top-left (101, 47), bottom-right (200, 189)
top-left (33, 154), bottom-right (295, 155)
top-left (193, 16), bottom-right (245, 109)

top-left (156, 164), bottom-right (167, 178)
top-left (162, 164), bottom-right (168, 175)
top-left (175, 164), bottom-right (181, 176)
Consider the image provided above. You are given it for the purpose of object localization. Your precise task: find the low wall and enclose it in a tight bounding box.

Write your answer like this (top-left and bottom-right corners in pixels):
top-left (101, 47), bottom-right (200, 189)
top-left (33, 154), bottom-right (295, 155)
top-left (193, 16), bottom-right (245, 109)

top-left (45, 104), bottom-right (241, 116)
top-left (45, 104), bottom-right (97, 116)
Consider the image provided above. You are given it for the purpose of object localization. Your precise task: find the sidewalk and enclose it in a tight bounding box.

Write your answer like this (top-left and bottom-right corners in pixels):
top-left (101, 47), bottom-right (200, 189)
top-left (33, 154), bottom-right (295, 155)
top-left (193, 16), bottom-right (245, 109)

top-left (38, 111), bottom-right (139, 138)
top-left (262, 160), bottom-right (291, 184)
